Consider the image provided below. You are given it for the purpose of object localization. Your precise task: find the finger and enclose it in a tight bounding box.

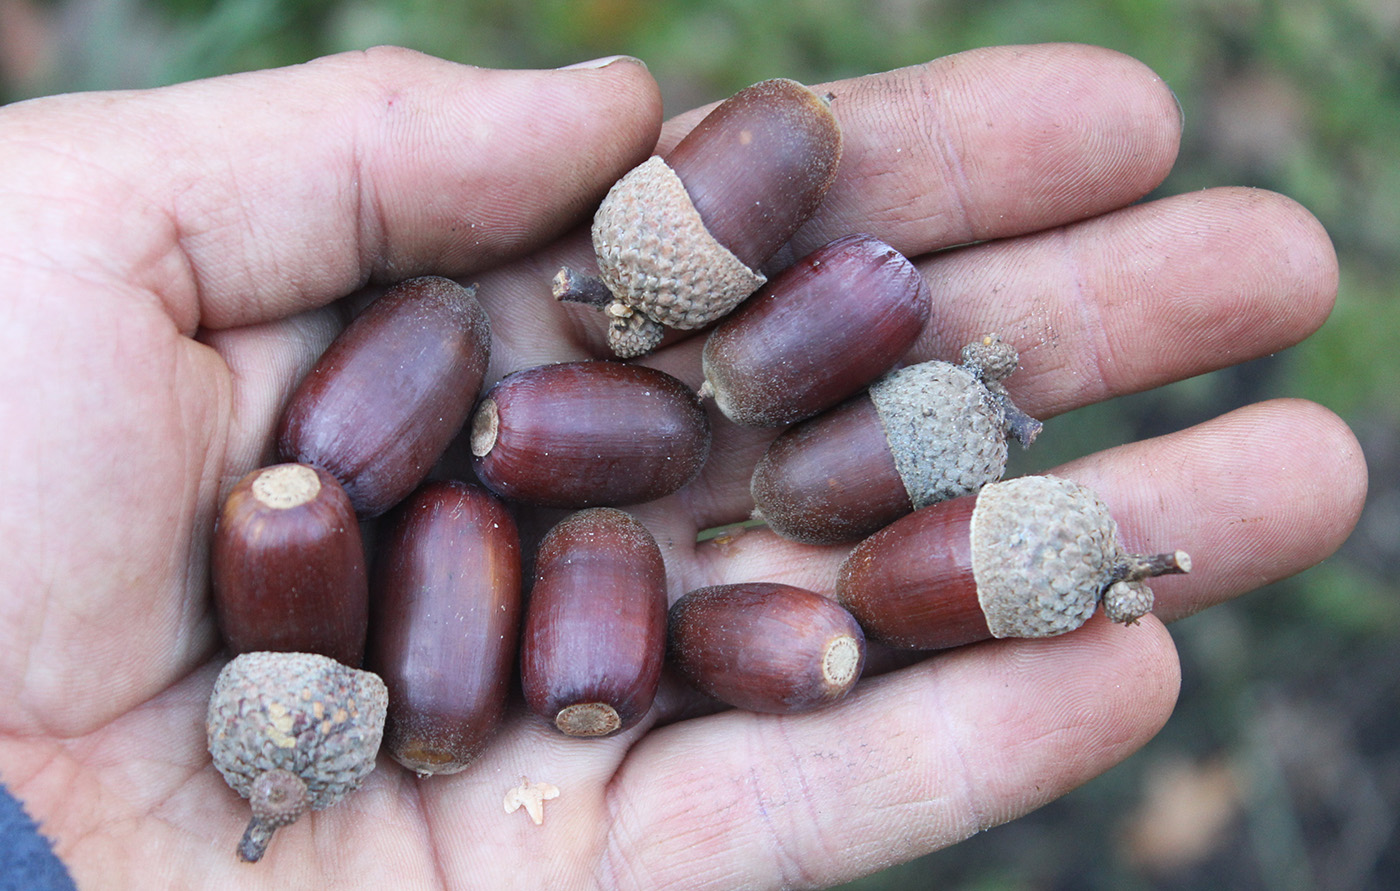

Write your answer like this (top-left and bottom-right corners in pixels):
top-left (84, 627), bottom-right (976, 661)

top-left (0, 48), bottom-right (662, 330)
top-left (601, 614), bottom-right (1181, 889)
top-left (654, 43), bottom-right (1182, 257)
top-left (668, 185), bottom-right (1337, 530)
top-left (685, 399), bottom-right (1366, 624)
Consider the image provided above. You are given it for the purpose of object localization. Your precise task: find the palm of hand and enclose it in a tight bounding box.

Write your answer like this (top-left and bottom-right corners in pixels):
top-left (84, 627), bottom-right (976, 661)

top-left (0, 46), bottom-right (1363, 890)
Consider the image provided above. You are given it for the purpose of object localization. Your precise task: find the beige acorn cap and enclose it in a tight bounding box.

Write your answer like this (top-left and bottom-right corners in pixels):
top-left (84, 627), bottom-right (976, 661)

top-left (591, 156), bottom-right (767, 341)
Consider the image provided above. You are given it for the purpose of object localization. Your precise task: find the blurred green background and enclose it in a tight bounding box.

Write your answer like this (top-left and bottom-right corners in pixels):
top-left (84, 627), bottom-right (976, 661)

top-left (3, 0), bottom-right (1397, 888)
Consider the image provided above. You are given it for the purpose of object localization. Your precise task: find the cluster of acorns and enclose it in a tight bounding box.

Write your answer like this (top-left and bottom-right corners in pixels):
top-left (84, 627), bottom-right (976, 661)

top-left (204, 77), bottom-right (1191, 862)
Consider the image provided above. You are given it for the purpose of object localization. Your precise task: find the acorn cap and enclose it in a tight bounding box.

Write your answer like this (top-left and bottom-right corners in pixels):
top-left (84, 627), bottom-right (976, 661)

top-left (868, 361), bottom-right (1009, 509)
top-left (206, 651), bottom-right (388, 861)
top-left (592, 155), bottom-right (766, 356)
top-left (969, 475), bottom-right (1176, 637)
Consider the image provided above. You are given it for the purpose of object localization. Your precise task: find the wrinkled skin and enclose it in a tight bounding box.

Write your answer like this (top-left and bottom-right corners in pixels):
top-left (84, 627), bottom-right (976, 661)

top-left (0, 46), bottom-right (1365, 889)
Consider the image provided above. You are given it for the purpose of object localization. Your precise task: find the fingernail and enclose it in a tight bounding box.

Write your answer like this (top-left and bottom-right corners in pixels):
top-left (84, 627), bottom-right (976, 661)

top-left (558, 54), bottom-right (646, 71)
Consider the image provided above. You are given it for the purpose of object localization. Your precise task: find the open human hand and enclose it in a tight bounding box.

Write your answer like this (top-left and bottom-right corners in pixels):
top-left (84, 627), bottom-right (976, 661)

top-left (0, 45), bottom-right (1365, 889)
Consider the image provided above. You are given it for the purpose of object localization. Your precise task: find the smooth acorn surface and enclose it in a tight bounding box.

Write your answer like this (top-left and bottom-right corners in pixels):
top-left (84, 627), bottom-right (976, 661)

top-left (277, 276), bottom-right (492, 517)
top-left (366, 480), bottom-right (522, 774)
top-left (520, 508), bottom-right (667, 737)
top-left (702, 233), bottom-right (930, 427)
top-left (668, 583), bottom-right (866, 714)
top-left (211, 463), bottom-right (369, 667)
top-left (469, 361), bottom-right (710, 508)
top-left (751, 395), bottom-right (911, 544)
top-left (667, 77), bottom-right (844, 269)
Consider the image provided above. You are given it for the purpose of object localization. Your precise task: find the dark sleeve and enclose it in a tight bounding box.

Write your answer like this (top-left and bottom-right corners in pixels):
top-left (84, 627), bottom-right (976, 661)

top-left (0, 781), bottom-right (77, 891)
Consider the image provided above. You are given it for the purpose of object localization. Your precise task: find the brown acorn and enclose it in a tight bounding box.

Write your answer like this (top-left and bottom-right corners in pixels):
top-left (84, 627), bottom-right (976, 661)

top-left (520, 508), bottom-right (667, 737)
top-left (469, 360), bottom-right (710, 508)
top-left (751, 334), bottom-right (1043, 544)
top-left (555, 78), bottom-right (844, 357)
top-left (667, 583), bottom-right (865, 714)
top-left (211, 463), bottom-right (368, 667)
top-left (834, 474), bottom-right (1191, 650)
top-left (206, 651), bottom-right (388, 862)
top-left (699, 233), bottom-right (932, 427)
top-left (366, 481), bottom-right (521, 774)
top-left (277, 275), bottom-right (491, 517)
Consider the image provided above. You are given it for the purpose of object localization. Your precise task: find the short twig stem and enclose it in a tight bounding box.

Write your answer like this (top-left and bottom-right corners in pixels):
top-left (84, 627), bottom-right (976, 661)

top-left (553, 267), bottom-right (614, 308)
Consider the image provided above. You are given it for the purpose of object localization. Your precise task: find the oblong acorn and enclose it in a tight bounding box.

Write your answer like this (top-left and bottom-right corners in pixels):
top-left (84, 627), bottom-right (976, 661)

top-left (834, 474), bottom-right (1192, 650)
top-left (211, 463), bottom-right (368, 667)
top-left (366, 480), bottom-right (521, 774)
top-left (700, 233), bottom-right (932, 427)
top-left (667, 583), bottom-right (866, 714)
top-left (556, 77), bottom-right (844, 357)
top-left (277, 275), bottom-right (491, 517)
top-left (751, 334), bottom-right (1043, 545)
top-left (206, 651), bottom-right (387, 862)
top-left (520, 508), bottom-right (667, 737)
top-left (469, 360), bottom-right (710, 508)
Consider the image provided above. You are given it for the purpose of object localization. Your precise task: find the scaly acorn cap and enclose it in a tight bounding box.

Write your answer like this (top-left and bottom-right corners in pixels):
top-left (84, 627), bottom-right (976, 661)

top-left (590, 155), bottom-right (767, 357)
top-left (970, 475), bottom-right (1190, 636)
top-left (206, 651), bottom-right (388, 862)
top-left (869, 334), bottom-right (1040, 510)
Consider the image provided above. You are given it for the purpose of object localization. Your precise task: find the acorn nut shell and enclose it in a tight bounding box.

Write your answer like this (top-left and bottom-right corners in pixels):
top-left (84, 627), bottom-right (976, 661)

top-left (206, 651), bottom-right (388, 862)
top-left (367, 481), bottom-right (522, 774)
top-left (211, 462), bottom-right (369, 667)
top-left (668, 583), bottom-right (866, 714)
top-left (277, 275), bottom-right (492, 517)
top-left (834, 475), bottom-right (1191, 650)
top-left (520, 508), bottom-right (667, 736)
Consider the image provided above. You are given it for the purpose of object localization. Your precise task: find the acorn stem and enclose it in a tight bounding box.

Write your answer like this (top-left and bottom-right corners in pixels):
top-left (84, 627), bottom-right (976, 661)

top-left (999, 393), bottom-right (1043, 448)
top-left (237, 818), bottom-right (279, 863)
top-left (1116, 550), bottom-right (1192, 583)
top-left (553, 267), bottom-right (615, 308)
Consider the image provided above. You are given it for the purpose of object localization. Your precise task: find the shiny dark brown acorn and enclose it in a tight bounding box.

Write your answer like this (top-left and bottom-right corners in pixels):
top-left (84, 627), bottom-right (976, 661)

top-left (668, 583), bottom-right (865, 713)
top-left (555, 78), bottom-right (844, 357)
top-left (699, 233), bottom-right (932, 427)
top-left (751, 334), bottom-right (1042, 545)
top-left (366, 481), bottom-right (521, 774)
top-left (520, 508), bottom-right (667, 736)
top-left (469, 360), bottom-right (710, 508)
top-left (207, 651), bottom-right (387, 862)
top-left (277, 275), bottom-right (491, 517)
top-left (211, 463), bottom-right (368, 667)
top-left (835, 475), bottom-right (1191, 650)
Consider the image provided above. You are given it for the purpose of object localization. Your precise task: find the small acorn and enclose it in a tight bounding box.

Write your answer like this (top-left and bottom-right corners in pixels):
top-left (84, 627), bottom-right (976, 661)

top-left (469, 360), bottom-right (710, 508)
top-left (667, 583), bottom-right (865, 714)
top-left (555, 78), bottom-right (844, 357)
top-left (211, 463), bottom-right (368, 667)
top-left (751, 334), bottom-right (1043, 544)
top-left (699, 233), bottom-right (932, 427)
top-left (206, 651), bottom-right (388, 862)
top-left (277, 275), bottom-right (492, 517)
top-left (520, 508), bottom-right (667, 737)
top-left (835, 474), bottom-right (1191, 650)
top-left (367, 481), bottom-right (522, 774)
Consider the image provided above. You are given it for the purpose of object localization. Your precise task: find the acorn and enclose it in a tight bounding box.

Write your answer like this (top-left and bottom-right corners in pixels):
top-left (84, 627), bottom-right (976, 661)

top-left (699, 233), bottom-right (932, 427)
top-left (667, 583), bottom-right (865, 714)
top-left (277, 275), bottom-right (491, 517)
top-left (554, 78), bottom-right (844, 357)
top-left (751, 334), bottom-right (1043, 544)
top-left (211, 463), bottom-right (368, 667)
top-left (834, 474), bottom-right (1192, 650)
top-left (469, 360), bottom-right (710, 508)
top-left (520, 508), bottom-right (667, 737)
top-left (366, 481), bottom-right (522, 774)
top-left (206, 651), bottom-right (388, 862)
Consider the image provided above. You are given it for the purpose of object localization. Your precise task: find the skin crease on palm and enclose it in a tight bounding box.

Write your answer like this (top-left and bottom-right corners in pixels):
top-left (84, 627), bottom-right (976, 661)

top-left (0, 42), bottom-right (1367, 890)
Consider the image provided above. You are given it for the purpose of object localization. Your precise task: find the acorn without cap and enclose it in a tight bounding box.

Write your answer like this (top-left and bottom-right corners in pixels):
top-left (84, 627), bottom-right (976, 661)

top-left (834, 474), bottom-right (1191, 650)
top-left (751, 334), bottom-right (1042, 545)
top-left (700, 233), bottom-right (932, 427)
top-left (206, 651), bottom-right (388, 863)
top-left (555, 77), bottom-right (844, 357)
